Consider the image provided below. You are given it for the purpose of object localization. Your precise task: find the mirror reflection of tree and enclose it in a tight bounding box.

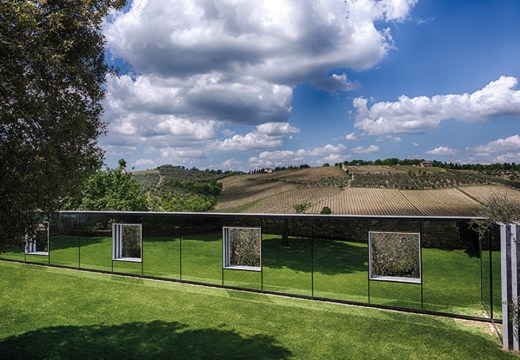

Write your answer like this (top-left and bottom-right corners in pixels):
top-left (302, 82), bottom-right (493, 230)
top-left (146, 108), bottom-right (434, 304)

top-left (34, 223), bottom-right (49, 252)
top-left (371, 232), bottom-right (420, 279)
top-left (229, 228), bottom-right (261, 267)
top-left (122, 225), bottom-right (141, 259)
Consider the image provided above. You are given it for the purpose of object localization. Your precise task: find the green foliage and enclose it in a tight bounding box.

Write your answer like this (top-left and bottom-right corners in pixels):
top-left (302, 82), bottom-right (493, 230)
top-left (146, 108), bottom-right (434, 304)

top-left (73, 160), bottom-right (148, 211)
top-left (320, 206), bottom-right (332, 215)
top-left (293, 202), bottom-right (311, 214)
top-left (161, 194), bottom-right (217, 212)
top-left (132, 165), bottom-right (226, 212)
top-left (350, 169), bottom-right (494, 189)
top-left (149, 180), bottom-right (221, 212)
top-left (471, 192), bottom-right (520, 239)
top-left (165, 179), bottom-right (223, 197)
top-left (121, 225), bottom-right (141, 258)
top-left (0, 0), bottom-right (126, 250)
top-left (228, 228), bottom-right (261, 267)
top-left (371, 233), bottom-right (420, 279)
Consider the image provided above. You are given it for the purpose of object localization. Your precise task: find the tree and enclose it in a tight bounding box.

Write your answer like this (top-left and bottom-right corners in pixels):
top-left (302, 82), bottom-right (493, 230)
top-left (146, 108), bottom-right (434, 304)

top-left (73, 160), bottom-right (148, 211)
top-left (0, 0), bottom-right (126, 249)
top-left (471, 192), bottom-right (520, 239)
top-left (293, 202), bottom-right (311, 214)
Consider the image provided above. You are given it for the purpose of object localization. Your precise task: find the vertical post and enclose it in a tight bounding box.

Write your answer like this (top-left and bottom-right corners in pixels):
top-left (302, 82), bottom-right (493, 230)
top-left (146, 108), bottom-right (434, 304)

top-left (311, 219), bottom-right (314, 298)
top-left (260, 219), bottom-right (264, 291)
top-left (367, 220), bottom-right (371, 304)
top-left (179, 228), bottom-right (183, 281)
top-left (420, 220), bottom-right (424, 311)
top-left (221, 222), bottom-right (224, 287)
top-left (501, 223), bottom-right (520, 350)
top-left (78, 214), bottom-right (81, 269)
top-left (489, 230), bottom-right (493, 319)
top-left (479, 232), bottom-right (483, 305)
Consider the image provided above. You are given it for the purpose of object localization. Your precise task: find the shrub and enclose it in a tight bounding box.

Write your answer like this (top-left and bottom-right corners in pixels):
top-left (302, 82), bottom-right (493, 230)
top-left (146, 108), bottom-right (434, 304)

top-left (320, 206), bottom-right (332, 214)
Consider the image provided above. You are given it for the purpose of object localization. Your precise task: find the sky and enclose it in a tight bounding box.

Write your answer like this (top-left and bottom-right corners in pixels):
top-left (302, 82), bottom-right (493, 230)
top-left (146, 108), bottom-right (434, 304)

top-left (100, 0), bottom-right (520, 171)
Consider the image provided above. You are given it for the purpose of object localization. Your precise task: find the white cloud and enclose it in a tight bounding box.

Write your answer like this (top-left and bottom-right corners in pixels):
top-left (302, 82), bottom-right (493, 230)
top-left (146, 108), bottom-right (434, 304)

top-left (320, 153), bottom-right (344, 164)
top-left (100, 1), bottom-right (420, 166)
top-left (472, 134), bottom-right (520, 155)
top-left (249, 144), bottom-right (347, 168)
top-left (256, 122), bottom-right (300, 136)
top-left (354, 76), bottom-right (520, 135)
top-left (346, 132), bottom-right (359, 141)
top-left (493, 152), bottom-right (520, 163)
top-left (219, 159), bottom-right (242, 171)
top-left (132, 158), bottom-right (156, 168)
top-left (102, 0), bottom-right (417, 154)
top-left (160, 147), bottom-right (208, 164)
top-left (218, 122), bottom-right (299, 151)
top-left (351, 145), bottom-right (380, 154)
top-left (426, 146), bottom-right (458, 156)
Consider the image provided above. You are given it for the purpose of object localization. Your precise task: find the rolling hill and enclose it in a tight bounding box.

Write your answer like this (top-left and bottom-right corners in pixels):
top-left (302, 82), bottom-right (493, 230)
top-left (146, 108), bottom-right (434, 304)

top-left (216, 166), bottom-right (520, 216)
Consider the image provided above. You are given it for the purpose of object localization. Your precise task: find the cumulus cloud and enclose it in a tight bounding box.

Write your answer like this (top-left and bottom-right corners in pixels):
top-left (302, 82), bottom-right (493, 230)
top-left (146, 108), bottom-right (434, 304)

top-left (354, 76), bottom-right (520, 135)
top-left (218, 122), bottom-right (299, 151)
top-left (132, 158), bottom-right (156, 168)
top-left (493, 152), bottom-right (520, 163)
top-left (106, 0), bottom-right (415, 80)
top-left (471, 134), bottom-right (520, 156)
top-left (426, 146), bottom-right (458, 156)
top-left (351, 145), bottom-right (380, 154)
top-left (249, 144), bottom-right (347, 168)
top-left (314, 73), bottom-right (359, 92)
top-left (101, 0), bottom-right (417, 162)
top-left (346, 132), bottom-right (359, 141)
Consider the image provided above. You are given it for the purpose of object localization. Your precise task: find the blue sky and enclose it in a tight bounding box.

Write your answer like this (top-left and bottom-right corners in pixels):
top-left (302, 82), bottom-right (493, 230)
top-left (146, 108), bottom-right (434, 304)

top-left (101, 0), bottom-right (520, 171)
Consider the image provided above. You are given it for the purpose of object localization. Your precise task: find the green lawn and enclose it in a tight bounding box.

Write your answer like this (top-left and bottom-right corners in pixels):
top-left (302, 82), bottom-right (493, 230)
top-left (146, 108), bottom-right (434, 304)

top-left (0, 232), bottom-right (502, 319)
top-left (0, 261), bottom-right (510, 359)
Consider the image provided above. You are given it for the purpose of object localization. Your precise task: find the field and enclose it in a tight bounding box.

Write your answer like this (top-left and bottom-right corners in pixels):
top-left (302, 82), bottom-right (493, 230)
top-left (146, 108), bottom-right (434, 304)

top-left (218, 167), bottom-right (520, 216)
top-left (0, 229), bottom-right (501, 320)
top-left (308, 188), bottom-right (420, 215)
top-left (400, 188), bottom-right (481, 216)
top-left (459, 185), bottom-right (520, 203)
top-left (0, 261), bottom-right (509, 359)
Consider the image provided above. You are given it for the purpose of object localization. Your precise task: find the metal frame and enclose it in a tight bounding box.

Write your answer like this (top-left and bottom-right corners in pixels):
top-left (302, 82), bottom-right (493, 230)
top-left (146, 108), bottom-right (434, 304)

top-left (222, 226), bottom-right (262, 272)
top-left (112, 223), bottom-right (143, 263)
top-left (25, 222), bottom-right (50, 256)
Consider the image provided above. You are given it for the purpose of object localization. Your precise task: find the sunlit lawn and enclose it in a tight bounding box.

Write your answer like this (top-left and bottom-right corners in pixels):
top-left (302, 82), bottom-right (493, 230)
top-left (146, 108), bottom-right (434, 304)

top-left (0, 261), bottom-right (510, 359)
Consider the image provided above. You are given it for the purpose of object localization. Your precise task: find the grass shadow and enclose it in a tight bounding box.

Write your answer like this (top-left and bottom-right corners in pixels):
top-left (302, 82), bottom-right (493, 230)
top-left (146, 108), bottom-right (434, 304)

top-left (263, 236), bottom-right (367, 275)
top-left (0, 320), bottom-right (291, 360)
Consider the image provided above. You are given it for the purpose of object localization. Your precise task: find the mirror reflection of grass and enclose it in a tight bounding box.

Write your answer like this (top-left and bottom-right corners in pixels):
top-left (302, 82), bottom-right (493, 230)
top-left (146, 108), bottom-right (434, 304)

top-left (0, 233), bottom-right (500, 318)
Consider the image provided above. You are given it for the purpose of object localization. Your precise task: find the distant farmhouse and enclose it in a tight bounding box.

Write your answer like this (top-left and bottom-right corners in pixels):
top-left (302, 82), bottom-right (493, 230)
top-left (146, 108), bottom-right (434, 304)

top-left (420, 161), bottom-right (433, 168)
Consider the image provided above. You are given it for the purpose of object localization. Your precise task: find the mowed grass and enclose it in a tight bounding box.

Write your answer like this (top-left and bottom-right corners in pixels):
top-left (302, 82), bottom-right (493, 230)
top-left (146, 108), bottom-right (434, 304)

top-left (0, 233), bottom-right (502, 319)
top-left (0, 261), bottom-right (510, 359)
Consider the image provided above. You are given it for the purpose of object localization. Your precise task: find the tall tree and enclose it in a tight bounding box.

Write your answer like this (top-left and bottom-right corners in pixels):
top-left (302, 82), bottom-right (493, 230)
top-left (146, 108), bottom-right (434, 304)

top-left (74, 159), bottom-right (148, 212)
top-left (0, 0), bottom-right (126, 250)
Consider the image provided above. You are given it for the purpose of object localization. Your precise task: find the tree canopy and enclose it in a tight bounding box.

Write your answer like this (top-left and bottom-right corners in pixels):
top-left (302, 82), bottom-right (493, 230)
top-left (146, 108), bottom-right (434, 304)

top-left (0, 0), bottom-right (126, 250)
top-left (71, 159), bottom-right (148, 211)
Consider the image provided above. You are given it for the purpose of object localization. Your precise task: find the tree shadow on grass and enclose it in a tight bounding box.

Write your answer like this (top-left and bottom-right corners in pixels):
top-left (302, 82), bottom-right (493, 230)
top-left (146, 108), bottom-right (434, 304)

top-left (49, 235), bottom-right (107, 251)
top-left (0, 320), bottom-right (291, 360)
top-left (262, 237), bottom-right (368, 276)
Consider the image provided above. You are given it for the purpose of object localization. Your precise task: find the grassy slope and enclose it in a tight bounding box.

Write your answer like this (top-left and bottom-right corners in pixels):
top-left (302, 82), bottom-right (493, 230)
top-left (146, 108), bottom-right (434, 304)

top-left (0, 261), bottom-right (511, 359)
